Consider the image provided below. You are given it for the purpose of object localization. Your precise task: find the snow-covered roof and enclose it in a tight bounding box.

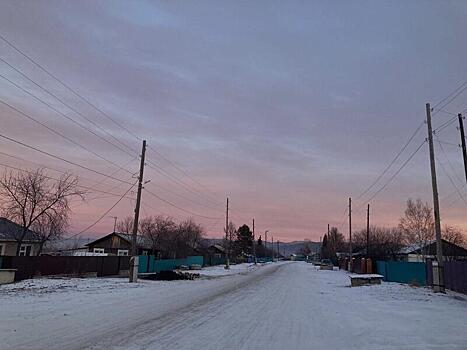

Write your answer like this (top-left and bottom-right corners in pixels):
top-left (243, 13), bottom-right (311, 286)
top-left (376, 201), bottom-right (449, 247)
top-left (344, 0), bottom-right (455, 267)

top-left (398, 241), bottom-right (435, 254)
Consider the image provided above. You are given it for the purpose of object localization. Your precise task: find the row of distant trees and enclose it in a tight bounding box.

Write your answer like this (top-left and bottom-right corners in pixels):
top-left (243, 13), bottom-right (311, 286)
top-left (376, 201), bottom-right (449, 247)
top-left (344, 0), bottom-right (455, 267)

top-left (321, 198), bottom-right (466, 262)
top-left (115, 215), bottom-right (204, 259)
top-left (222, 222), bottom-right (276, 259)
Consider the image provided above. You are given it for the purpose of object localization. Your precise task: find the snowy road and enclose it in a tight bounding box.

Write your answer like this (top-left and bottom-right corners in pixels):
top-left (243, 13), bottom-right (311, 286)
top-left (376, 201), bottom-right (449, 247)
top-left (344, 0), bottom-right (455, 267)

top-left (2, 262), bottom-right (467, 349)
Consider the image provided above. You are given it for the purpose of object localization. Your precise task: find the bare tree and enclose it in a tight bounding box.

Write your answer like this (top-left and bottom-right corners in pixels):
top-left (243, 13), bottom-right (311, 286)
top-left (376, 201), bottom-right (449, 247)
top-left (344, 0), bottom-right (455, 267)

top-left (399, 198), bottom-right (434, 258)
top-left (353, 226), bottom-right (405, 259)
top-left (442, 225), bottom-right (466, 247)
top-left (0, 169), bottom-right (84, 255)
top-left (32, 210), bottom-right (69, 255)
top-left (140, 216), bottom-right (176, 256)
top-left (116, 216), bottom-right (133, 233)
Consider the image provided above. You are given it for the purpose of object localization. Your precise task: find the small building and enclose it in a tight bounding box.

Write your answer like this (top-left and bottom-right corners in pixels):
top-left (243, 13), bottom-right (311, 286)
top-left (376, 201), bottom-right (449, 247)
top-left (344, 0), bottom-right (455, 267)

top-left (398, 239), bottom-right (467, 262)
top-left (0, 217), bottom-right (41, 256)
top-left (85, 232), bottom-right (153, 256)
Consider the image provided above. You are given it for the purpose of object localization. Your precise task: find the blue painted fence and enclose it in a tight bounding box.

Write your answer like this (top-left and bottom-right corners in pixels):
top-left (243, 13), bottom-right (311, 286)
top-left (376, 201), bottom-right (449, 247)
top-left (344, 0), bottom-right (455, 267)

top-left (376, 261), bottom-right (427, 286)
top-left (138, 255), bottom-right (204, 274)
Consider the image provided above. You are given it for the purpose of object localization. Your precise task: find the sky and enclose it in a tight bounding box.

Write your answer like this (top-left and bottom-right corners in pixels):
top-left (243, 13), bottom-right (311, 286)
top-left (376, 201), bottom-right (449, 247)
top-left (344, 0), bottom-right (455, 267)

top-left (0, 1), bottom-right (466, 242)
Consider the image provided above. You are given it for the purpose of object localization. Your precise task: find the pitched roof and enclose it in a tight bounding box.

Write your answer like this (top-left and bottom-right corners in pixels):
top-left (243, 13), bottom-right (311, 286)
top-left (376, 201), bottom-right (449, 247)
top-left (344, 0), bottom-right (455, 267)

top-left (85, 232), bottom-right (153, 249)
top-left (0, 217), bottom-right (38, 241)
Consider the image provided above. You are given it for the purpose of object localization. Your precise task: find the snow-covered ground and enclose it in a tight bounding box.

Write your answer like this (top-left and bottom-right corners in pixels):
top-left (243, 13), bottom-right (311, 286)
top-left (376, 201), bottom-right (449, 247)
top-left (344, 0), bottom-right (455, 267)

top-left (190, 262), bottom-right (259, 277)
top-left (1, 262), bottom-right (466, 350)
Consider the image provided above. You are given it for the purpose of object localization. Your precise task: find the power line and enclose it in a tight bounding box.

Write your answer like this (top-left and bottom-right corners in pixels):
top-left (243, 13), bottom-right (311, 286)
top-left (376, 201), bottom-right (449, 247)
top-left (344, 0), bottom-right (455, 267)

top-left (0, 133), bottom-right (133, 185)
top-left (432, 81), bottom-right (467, 112)
top-left (0, 34), bottom-right (142, 143)
top-left (355, 121), bottom-right (424, 200)
top-left (0, 97), bottom-right (132, 174)
top-left (0, 161), bottom-right (135, 199)
top-left (147, 145), bottom-right (224, 205)
top-left (64, 180), bottom-right (137, 240)
top-left (1, 38), bottom-right (227, 212)
top-left (435, 154), bottom-right (467, 207)
top-left (435, 135), bottom-right (465, 186)
top-left (144, 188), bottom-right (222, 220)
top-left (365, 140), bottom-right (427, 203)
top-left (0, 57), bottom-right (137, 158)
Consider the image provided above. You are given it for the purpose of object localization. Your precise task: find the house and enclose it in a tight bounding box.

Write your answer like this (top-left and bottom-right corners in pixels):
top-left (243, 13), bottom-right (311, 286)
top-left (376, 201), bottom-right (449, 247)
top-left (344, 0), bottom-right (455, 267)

top-left (398, 239), bottom-right (467, 262)
top-left (207, 244), bottom-right (226, 259)
top-left (0, 217), bottom-right (41, 256)
top-left (85, 232), bottom-right (153, 256)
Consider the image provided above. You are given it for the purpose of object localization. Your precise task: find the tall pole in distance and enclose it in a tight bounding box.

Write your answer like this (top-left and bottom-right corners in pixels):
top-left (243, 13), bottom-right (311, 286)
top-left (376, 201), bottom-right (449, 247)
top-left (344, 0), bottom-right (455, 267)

top-left (272, 236), bottom-right (274, 261)
top-left (225, 197), bottom-right (230, 269)
top-left (252, 218), bottom-right (257, 264)
top-left (366, 204), bottom-right (370, 258)
top-left (348, 197), bottom-right (352, 271)
top-left (458, 114), bottom-right (467, 184)
top-left (426, 103), bottom-right (444, 292)
top-left (129, 140), bottom-right (146, 283)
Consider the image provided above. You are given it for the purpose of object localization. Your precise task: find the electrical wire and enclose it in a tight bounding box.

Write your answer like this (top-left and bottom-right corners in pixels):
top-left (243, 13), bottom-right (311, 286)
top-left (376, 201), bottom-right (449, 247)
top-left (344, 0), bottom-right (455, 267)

top-left (0, 133), bottom-right (133, 185)
top-left (355, 121), bottom-right (424, 200)
top-left (365, 140), bottom-right (427, 203)
top-left (63, 180), bottom-right (137, 240)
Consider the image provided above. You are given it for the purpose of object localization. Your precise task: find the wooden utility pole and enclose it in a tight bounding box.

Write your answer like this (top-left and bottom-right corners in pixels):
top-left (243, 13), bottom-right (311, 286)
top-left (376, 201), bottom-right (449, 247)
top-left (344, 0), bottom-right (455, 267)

top-left (426, 103), bottom-right (445, 292)
top-left (272, 236), bottom-right (274, 261)
top-left (252, 218), bottom-right (257, 264)
top-left (366, 204), bottom-right (370, 258)
top-left (129, 140), bottom-right (146, 283)
top-left (348, 197), bottom-right (352, 271)
top-left (458, 113), bottom-right (467, 184)
top-left (225, 197), bottom-right (230, 269)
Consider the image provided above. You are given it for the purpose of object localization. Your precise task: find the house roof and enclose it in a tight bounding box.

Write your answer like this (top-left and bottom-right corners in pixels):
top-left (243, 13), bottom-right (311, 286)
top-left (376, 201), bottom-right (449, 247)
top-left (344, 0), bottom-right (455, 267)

top-left (210, 244), bottom-right (226, 253)
top-left (85, 232), bottom-right (153, 249)
top-left (398, 239), bottom-right (467, 256)
top-left (0, 217), bottom-right (39, 241)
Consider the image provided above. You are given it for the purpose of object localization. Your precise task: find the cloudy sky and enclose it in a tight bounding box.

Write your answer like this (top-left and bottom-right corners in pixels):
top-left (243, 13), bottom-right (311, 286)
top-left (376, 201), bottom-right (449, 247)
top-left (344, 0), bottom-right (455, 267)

top-left (0, 1), bottom-right (466, 241)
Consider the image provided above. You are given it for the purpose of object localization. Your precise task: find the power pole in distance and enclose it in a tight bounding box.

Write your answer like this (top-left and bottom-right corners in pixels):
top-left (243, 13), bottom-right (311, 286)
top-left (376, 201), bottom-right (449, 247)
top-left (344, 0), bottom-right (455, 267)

top-left (225, 197), bottom-right (230, 269)
top-left (366, 204), bottom-right (370, 258)
top-left (272, 236), bottom-right (274, 261)
top-left (252, 218), bottom-right (257, 264)
top-left (348, 197), bottom-right (352, 271)
top-left (129, 140), bottom-right (146, 283)
top-left (458, 113), bottom-right (467, 184)
top-left (426, 103), bottom-right (444, 293)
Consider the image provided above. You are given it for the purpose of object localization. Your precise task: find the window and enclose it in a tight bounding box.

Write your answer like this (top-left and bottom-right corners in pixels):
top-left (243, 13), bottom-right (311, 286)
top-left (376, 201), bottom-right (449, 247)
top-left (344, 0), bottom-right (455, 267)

top-left (19, 245), bottom-right (32, 256)
top-left (93, 248), bottom-right (105, 254)
top-left (142, 250), bottom-right (148, 255)
top-left (117, 249), bottom-right (128, 256)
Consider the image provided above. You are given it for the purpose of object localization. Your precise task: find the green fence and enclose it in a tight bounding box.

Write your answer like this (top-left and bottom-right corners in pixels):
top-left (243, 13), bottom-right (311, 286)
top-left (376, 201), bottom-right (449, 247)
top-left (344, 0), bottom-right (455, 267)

top-left (138, 256), bottom-right (204, 274)
top-left (377, 261), bottom-right (427, 286)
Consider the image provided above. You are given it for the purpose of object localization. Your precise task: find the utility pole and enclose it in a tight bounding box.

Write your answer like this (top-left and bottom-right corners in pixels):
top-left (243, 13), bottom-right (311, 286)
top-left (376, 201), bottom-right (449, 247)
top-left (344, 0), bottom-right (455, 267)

top-left (272, 236), bottom-right (274, 261)
top-left (252, 218), bottom-right (257, 264)
top-left (348, 197), bottom-right (352, 271)
top-left (426, 103), bottom-right (445, 293)
top-left (458, 113), bottom-right (467, 184)
top-left (265, 230), bottom-right (269, 261)
top-left (129, 140), bottom-right (146, 283)
top-left (225, 197), bottom-right (230, 269)
top-left (366, 204), bottom-right (370, 258)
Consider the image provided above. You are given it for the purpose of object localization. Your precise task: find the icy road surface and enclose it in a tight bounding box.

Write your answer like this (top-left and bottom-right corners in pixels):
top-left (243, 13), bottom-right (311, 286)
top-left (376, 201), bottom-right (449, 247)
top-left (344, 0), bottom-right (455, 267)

top-left (1, 262), bottom-right (466, 350)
